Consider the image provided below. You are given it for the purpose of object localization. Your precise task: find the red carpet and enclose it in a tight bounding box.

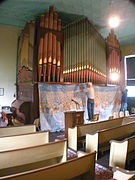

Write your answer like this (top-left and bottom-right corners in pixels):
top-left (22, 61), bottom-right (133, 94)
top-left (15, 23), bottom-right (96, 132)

top-left (95, 163), bottom-right (113, 180)
top-left (67, 148), bottom-right (113, 179)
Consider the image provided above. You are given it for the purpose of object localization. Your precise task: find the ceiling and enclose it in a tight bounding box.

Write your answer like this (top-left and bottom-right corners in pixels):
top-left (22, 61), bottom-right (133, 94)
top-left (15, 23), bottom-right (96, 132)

top-left (0, 0), bottom-right (135, 45)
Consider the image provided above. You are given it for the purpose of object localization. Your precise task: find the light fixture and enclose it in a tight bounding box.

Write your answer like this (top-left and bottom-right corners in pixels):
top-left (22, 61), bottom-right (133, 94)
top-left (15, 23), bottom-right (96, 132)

top-left (110, 72), bottom-right (119, 81)
top-left (109, 16), bottom-right (120, 28)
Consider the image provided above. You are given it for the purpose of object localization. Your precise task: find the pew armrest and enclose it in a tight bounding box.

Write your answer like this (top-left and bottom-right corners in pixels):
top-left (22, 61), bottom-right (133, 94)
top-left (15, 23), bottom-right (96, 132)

top-left (77, 151), bottom-right (88, 157)
top-left (113, 167), bottom-right (135, 180)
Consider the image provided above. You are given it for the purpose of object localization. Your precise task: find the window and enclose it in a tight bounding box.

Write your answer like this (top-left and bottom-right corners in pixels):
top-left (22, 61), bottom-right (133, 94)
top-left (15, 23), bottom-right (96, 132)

top-left (125, 55), bottom-right (135, 97)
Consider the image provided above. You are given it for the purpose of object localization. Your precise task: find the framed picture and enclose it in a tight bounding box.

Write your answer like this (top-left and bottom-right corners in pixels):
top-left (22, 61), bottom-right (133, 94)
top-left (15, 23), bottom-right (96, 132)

top-left (0, 88), bottom-right (4, 96)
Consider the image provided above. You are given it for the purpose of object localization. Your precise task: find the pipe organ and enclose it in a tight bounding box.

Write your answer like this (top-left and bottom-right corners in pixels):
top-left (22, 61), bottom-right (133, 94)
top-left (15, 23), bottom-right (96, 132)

top-left (16, 6), bottom-right (122, 125)
top-left (106, 29), bottom-right (121, 85)
top-left (63, 18), bottom-right (106, 84)
top-left (37, 6), bottom-right (63, 82)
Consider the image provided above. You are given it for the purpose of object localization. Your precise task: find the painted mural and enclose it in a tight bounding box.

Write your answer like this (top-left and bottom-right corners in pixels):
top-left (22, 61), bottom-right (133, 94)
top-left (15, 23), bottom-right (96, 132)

top-left (38, 83), bottom-right (121, 132)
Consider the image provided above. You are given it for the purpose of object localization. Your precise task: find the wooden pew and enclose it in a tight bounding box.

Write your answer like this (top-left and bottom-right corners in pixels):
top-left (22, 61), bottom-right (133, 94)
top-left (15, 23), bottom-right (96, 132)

top-left (68, 117), bottom-right (135, 151)
top-left (0, 131), bottom-right (49, 151)
top-left (0, 125), bottom-right (36, 137)
top-left (109, 135), bottom-right (135, 169)
top-left (122, 117), bottom-right (135, 125)
top-left (0, 139), bottom-right (67, 177)
top-left (86, 121), bottom-right (135, 159)
top-left (0, 151), bottom-right (96, 180)
top-left (113, 167), bottom-right (135, 180)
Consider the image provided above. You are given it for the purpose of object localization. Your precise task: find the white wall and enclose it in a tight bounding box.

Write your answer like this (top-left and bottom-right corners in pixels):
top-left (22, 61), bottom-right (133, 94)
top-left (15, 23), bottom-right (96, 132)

top-left (0, 25), bottom-right (20, 107)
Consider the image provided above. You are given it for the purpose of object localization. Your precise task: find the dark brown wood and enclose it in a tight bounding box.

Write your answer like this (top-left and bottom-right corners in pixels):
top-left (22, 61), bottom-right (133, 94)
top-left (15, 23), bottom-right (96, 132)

top-left (16, 6), bottom-right (63, 126)
top-left (64, 111), bottom-right (84, 138)
top-left (16, 21), bottom-right (39, 123)
top-left (106, 29), bottom-right (121, 85)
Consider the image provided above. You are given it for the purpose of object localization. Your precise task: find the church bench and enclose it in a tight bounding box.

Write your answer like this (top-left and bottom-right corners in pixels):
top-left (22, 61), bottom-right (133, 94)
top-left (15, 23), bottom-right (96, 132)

top-left (113, 167), bottom-right (135, 180)
top-left (0, 139), bottom-right (67, 177)
top-left (0, 124), bottom-right (36, 137)
top-left (109, 135), bottom-right (135, 169)
top-left (68, 117), bottom-right (134, 151)
top-left (86, 121), bottom-right (135, 159)
top-left (0, 131), bottom-right (49, 151)
top-left (122, 116), bottom-right (135, 125)
top-left (0, 151), bottom-right (96, 180)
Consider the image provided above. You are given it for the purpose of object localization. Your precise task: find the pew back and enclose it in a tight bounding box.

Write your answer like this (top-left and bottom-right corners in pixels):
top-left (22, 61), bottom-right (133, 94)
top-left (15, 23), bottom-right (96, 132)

top-left (0, 125), bottom-right (36, 137)
top-left (122, 117), bottom-right (135, 125)
top-left (0, 139), bottom-right (67, 177)
top-left (98, 122), bottom-right (135, 145)
top-left (77, 117), bottom-right (123, 137)
top-left (0, 151), bottom-right (96, 180)
top-left (0, 131), bottom-right (49, 151)
top-left (68, 117), bottom-right (127, 151)
top-left (86, 121), bottom-right (135, 159)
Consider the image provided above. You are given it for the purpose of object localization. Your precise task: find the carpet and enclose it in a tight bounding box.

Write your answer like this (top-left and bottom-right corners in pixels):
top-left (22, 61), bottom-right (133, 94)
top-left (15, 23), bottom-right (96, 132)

top-left (95, 163), bottom-right (113, 180)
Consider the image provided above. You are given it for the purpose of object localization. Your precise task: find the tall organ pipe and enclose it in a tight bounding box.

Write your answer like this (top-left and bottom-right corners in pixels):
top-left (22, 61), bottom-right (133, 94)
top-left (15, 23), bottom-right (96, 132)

top-left (43, 12), bottom-right (49, 82)
top-left (63, 18), bottom-right (106, 84)
top-left (56, 19), bottom-right (61, 82)
top-left (38, 15), bottom-right (44, 81)
top-left (52, 12), bottom-right (58, 82)
top-left (48, 6), bottom-right (53, 82)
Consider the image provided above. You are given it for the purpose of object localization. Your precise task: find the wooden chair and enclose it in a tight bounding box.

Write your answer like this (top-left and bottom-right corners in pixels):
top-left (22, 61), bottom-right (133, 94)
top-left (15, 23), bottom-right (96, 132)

top-left (33, 118), bottom-right (40, 131)
top-left (11, 118), bottom-right (24, 126)
top-left (93, 113), bottom-right (99, 121)
top-left (108, 116), bottom-right (113, 120)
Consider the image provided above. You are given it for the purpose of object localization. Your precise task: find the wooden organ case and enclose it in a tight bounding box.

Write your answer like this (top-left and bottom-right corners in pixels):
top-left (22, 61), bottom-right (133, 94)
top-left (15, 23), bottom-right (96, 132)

top-left (106, 29), bottom-right (121, 85)
top-left (16, 21), bottom-right (38, 124)
top-left (16, 6), bottom-right (64, 124)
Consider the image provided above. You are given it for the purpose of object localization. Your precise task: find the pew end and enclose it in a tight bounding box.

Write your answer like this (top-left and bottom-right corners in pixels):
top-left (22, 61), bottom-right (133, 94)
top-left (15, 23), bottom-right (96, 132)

top-left (86, 133), bottom-right (98, 160)
top-left (113, 167), bottom-right (135, 180)
top-left (109, 139), bottom-right (128, 169)
top-left (68, 126), bottom-right (77, 151)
